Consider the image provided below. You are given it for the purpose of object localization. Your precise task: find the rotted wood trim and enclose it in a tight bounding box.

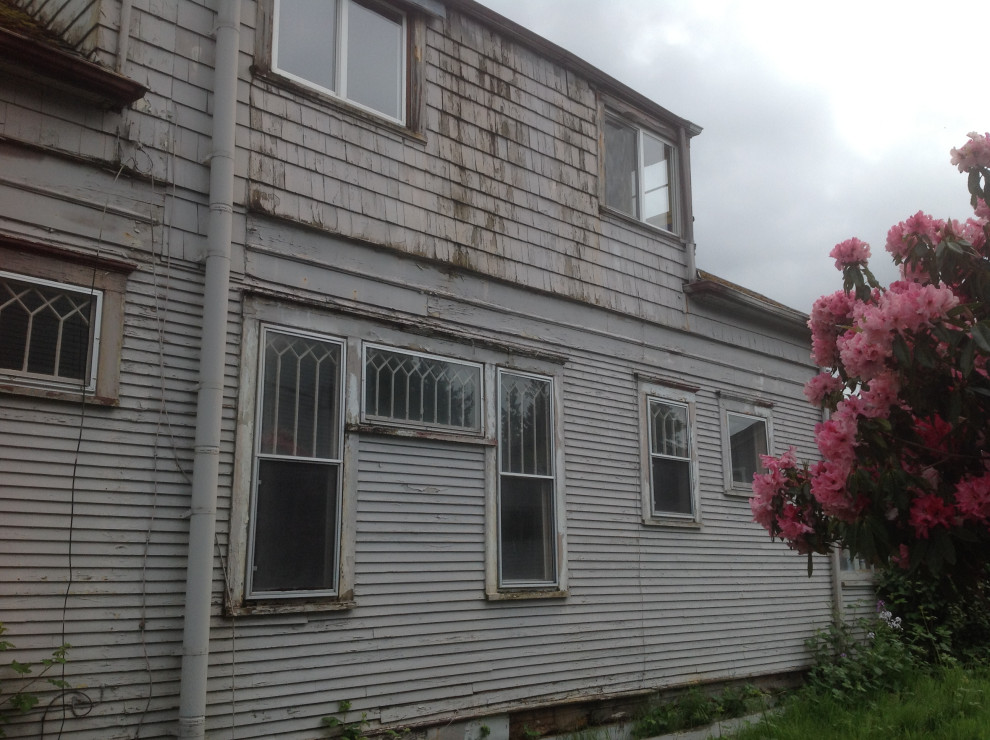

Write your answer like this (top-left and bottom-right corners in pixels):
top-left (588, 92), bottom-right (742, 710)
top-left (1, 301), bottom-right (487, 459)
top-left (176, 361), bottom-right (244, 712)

top-left (0, 26), bottom-right (146, 109)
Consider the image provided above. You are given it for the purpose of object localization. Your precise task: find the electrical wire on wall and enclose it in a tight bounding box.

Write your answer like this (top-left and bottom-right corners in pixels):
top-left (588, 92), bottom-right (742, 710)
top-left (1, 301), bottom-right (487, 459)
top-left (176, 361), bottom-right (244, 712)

top-left (48, 161), bottom-right (130, 740)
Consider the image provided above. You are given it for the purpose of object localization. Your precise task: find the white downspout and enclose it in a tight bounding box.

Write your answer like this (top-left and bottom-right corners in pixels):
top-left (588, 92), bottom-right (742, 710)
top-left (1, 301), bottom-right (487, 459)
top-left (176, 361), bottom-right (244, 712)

top-left (678, 126), bottom-right (697, 281)
top-left (177, 1), bottom-right (241, 738)
top-left (115, 0), bottom-right (133, 74)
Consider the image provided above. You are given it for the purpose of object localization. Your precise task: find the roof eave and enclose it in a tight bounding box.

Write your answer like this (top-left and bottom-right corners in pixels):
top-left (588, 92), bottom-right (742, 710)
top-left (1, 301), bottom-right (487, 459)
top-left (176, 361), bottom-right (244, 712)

top-left (0, 27), bottom-right (146, 109)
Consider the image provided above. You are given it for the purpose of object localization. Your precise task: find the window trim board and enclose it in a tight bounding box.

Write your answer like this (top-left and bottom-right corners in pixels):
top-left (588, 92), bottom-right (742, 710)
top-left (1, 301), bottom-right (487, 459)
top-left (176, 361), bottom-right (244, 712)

top-left (0, 242), bottom-right (130, 405)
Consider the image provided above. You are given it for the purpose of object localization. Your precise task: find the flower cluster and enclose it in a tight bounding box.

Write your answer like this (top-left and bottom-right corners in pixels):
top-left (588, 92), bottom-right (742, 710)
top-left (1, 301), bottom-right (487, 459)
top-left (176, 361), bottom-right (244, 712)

top-left (751, 448), bottom-right (831, 557)
top-left (949, 132), bottom-right (990, 173)
top-left (751, 133), bottom-right (990, 578)
top-left (830, 237), bottom-right (871, 270)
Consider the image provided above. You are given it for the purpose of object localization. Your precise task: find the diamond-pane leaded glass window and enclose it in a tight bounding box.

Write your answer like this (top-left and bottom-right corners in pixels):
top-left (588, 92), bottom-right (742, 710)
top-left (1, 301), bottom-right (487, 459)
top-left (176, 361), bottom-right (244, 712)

top-left (648, 398), bottom-right (693, 516)
top-left (363, 345), bottom-right (482, 432)
top-left (0, 271), bottom-right (101, 391)
top-left (498, 370), bottom-right (556, 585)
top-left (249, 327), bottom-right (344, 597)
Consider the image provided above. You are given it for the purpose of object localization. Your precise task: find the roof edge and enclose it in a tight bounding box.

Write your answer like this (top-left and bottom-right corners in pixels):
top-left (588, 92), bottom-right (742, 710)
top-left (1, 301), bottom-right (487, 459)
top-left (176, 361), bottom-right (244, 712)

top-left (685, 270), bottom-right (809, 333)
top-left (0, 26), bottom-right (146, 109)
top-left (450, 0), bottom-right (702, 137)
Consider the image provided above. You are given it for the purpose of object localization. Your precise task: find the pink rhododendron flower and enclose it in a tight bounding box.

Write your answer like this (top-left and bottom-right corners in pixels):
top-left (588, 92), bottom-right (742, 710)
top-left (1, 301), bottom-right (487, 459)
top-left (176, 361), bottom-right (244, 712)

top-left (837, 328), bottom-right (890, 381)
top-left (815, 410), bottom-right (857, 470)
top-left (808, 290), bottom-right (856, 367)
top-left (975, 198), bottom-right (990, 221)
top-left (915, 414), bottom-right (953, 453)
top-left (949, 132), bottom-right (990, 173)
top-left (908, 493), bottom-right (955, 538)
top-left (777, 503), bottom-right (814, 541)
top-left (954, 473), bottom-right (990, 522)
top-left (885, 211), bottom-right (944, 261)
top-left (804, 372), bottom-right (843, 407)
top-left (830, 237), bottom-right (871, 270)
top-left (810, 460), bottom-right (858, 521)
top-left (890, 544), bottom-right (910, 570)
top-left (858, 371), bottom-right (901, 419)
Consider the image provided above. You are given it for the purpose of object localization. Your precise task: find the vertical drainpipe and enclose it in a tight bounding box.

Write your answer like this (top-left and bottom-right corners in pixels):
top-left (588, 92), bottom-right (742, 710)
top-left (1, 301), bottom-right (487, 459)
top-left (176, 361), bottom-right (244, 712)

top-left (115, 0), bottom-right (133, 74)
top-left (678, 126), bottom-right (697, 281)
top-left (177, 1), bottom-right (241, 738)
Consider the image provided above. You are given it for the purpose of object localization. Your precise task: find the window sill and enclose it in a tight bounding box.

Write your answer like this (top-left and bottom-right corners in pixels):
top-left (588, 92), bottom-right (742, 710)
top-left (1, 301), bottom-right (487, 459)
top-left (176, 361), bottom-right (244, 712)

top-left (600, 205), bottom-right (683, 244)
top-left (347, 423), bottom-right (496, 446)
top-left (225, 598), bottom-right (355, 617)
top-left (642, 516), bottom-right (702, 529)
top-left (486, 589), bottom-right (567, 601)
top-left (0, 380), bottom-right (118, 407)
top-left (250, 66), bottom-right (427, 145)
top-left (724, 488), bottom-right (755, 498)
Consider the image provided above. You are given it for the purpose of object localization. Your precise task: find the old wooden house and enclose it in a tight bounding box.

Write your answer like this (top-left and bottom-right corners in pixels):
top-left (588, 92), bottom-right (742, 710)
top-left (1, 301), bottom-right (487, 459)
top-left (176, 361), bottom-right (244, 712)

top-left (0, 0), bottom-right (852, 737)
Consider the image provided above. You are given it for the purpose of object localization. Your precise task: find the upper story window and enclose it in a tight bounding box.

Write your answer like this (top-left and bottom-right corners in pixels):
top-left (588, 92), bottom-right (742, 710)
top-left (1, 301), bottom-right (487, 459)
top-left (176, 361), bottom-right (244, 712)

top-left (363, 345), bottom-right (483, 433)
top-left (604, 114), bottom-right (677, 233)
top-left (273, 0), bottom-right (407, 123)
top-left (0, 271), bottom-right (102, 394)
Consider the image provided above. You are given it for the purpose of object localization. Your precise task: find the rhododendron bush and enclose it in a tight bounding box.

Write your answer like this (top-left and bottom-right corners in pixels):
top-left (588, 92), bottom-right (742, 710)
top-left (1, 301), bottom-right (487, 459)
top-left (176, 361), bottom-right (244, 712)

top-left (752, 132), bottom-right (990, 579)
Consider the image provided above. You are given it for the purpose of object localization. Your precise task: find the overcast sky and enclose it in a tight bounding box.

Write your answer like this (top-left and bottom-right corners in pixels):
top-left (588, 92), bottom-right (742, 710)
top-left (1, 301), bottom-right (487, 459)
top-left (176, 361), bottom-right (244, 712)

top-left (474, 0), bottom-right (990, 313)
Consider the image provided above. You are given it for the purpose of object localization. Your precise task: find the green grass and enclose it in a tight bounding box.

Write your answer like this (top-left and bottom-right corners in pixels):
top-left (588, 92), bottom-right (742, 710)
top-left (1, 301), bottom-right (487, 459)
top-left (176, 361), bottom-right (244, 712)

top-left (728, 665), bottom-right (990, 739)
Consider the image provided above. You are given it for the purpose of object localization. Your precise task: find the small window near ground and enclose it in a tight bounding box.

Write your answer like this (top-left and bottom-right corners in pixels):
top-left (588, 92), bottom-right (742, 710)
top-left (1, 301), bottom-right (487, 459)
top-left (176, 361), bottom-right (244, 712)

top-left (248, 326), bottom-right (345, 598)
top-left (363, 345), bottom-right (482, 433)
top-left (604, 114), bottom-right (677, 232)
top-left (274, 0), bottom-right (406, 123)
top-left (498, 370), bottom-right (557, 586)
top-left (0, 271), bottom-right (102, 393)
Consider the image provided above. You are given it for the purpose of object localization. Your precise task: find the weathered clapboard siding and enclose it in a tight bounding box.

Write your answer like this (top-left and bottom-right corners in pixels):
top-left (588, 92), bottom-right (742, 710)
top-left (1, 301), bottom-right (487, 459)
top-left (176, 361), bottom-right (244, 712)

top-left (246, 3), bottom-right (697, 328)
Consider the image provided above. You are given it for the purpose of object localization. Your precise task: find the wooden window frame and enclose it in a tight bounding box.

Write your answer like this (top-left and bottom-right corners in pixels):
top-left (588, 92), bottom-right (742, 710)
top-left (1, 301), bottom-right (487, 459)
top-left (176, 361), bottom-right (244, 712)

top-left (719, 394), bottom-right (774, 496)
top-left (361, 343), bottom-right (485, 435)
top-left (257, 0), bottom-right (428, 133)
top-left (229, 297), bottom-right (568, 614)
top-left (0, 241), bottom-right (129, 406)
top-left (639, 381), bottom-right (701, 527)
top-left (603, 110), bottom-right (680, 235)
top-left (246, 325), bottom-right (347, 600)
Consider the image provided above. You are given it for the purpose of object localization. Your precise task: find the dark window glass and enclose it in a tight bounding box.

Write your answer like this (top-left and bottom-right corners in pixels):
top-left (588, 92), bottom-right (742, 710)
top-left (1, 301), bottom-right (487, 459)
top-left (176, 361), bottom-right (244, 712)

top-left (253, 459), bottom-right (339, 592)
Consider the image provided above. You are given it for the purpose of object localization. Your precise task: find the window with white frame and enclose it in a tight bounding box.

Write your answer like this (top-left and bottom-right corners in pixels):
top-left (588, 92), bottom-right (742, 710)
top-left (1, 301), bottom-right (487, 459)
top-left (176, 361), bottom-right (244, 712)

top-left (720, 397), bottom-right (772, 494)
top-left (648, 398), bottom-right (694, 516)
top-left (0, 271), bottom-right (102, 393)
top-left (498, 370), bottom-right (557, 586)
top-left (248, 326), bottom-right (345, 598)
top-left (363, 345), bottom-right (482, 432)
top-left (639, 381), bottom-right (699, 523)
top-left (273, 0), bottom-right (406, 123)
top-left (604, 114), bottom-right (677, 232)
